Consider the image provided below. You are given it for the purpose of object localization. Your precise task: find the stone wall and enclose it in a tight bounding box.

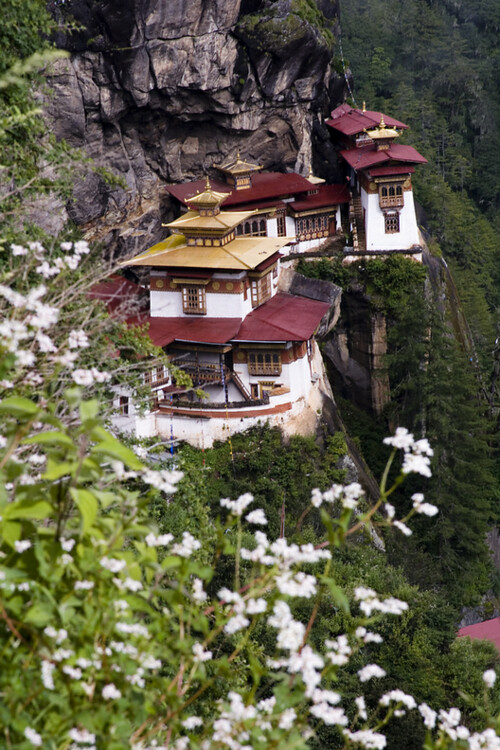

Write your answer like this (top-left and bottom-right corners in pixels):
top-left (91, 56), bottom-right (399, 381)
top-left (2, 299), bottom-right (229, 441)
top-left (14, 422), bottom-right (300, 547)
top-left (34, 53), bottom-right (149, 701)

top-left (44, 0), bottom-right (346, 258)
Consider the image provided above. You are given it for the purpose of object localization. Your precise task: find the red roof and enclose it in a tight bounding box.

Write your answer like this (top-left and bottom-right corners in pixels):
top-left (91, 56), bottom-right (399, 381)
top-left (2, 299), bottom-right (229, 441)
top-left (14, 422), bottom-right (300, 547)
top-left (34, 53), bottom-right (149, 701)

top-left (458, 618), bottom-right (500, 652)
top-left (89, 275), bottom-right (148, 314)
top-left (127, 316), bottom-right (242, 347)
top-left (340, 144), bottom-right (427, 171)
top-left (326, 104), bottom-right (408, 136)
top-left (290, 183), bottom-right (350, 212)
top-left (233, 293), bottom-right (330, 342)
top-left (368, 165), bottom-right (415, 178)
top-left (167, 173), bottom-right (316, 209)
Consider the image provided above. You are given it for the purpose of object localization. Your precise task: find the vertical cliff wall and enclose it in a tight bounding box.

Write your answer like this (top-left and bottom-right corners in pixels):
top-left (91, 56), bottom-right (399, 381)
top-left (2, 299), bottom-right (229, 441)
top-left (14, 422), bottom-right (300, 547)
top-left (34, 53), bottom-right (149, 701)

top-left (45, 0), bottom-right (346, 257)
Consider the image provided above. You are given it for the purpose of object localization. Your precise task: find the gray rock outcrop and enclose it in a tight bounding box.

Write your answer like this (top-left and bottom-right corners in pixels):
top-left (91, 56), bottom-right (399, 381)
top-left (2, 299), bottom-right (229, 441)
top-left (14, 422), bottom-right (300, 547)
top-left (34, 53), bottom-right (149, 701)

top-left (44, 0), bottom-right (346, 257)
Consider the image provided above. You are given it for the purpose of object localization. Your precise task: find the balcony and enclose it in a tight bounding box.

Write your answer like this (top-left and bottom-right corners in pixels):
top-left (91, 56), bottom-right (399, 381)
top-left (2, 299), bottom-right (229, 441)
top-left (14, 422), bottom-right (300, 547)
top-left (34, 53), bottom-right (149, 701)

top-left (379, 195), bottom-right (404, 209)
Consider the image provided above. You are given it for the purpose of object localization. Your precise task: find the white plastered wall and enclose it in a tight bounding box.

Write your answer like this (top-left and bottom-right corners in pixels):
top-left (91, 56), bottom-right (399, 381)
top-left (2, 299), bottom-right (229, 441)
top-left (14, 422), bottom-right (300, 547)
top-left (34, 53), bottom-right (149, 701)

top-left (361, 188), bottom-right (420, 251)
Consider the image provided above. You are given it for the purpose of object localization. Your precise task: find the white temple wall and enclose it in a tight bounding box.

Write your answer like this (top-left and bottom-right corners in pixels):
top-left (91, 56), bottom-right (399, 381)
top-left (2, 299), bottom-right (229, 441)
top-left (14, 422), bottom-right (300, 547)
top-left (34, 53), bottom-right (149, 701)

top-left (267, 217), bottom-right (278, 237)
top-left (150, 289), bottom-right (252, 318)
top-left (361, 189), bottom-right (420, 251)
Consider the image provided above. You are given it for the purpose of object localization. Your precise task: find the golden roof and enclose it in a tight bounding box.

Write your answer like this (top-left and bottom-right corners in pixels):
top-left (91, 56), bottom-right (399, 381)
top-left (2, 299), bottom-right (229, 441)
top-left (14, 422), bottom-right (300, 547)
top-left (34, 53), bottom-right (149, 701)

top-left (185, 177), bottom-right (230, 208)
top-left (214, 152), bottom-right (262, 176)
top-left (166, 209), bottom-right (255, 234)
top-left (122, 236), bottom-right (290, 271)
top-left (306, 165), bottom-right (325, 185)
top-left (365, 115), bottom-right (400, 141)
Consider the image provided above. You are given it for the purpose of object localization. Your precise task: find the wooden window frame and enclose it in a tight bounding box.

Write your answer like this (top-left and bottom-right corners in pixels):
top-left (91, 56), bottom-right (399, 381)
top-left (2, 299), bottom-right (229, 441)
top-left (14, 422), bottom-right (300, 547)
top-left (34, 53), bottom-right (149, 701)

top-left (384, 212), bottom-right (400, 234)
top-left (182, 285), bottom-right (207, 315)
top-left (250, 273), bottom-right (272, 307)
top-left (379, 182), bottom-right (404, 209)
top-left (248, 351), bottom-right (282, 376)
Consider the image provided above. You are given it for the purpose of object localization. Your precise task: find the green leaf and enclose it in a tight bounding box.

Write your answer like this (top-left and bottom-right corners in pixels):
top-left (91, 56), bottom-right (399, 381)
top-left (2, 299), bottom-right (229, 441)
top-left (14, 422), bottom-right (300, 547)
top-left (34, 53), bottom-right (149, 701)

top-left (0, 396), bottom-right (39, 418)
top-left (322, 578), bottom-right (350, 613)
top-left (4, 500), bottom-right (52, 520)
top-left (23, 430), bottom-right (74, 448)
top-left (24, 602), bottom-right (53, 627)
top-left (92, 439), bottom-right (143, 470)
top-left (70, 488), bottom-right (98, 534)
top-left (79, 399), bottom-right (99, 422)
top-left (43, 459), bottom-right (77, 480)
top-left (2, 521), bottom-right (21, 548)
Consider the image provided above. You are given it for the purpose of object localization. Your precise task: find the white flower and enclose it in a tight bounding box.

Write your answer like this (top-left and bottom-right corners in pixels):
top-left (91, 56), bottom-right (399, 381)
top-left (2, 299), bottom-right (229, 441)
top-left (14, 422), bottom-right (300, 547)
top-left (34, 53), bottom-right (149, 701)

top-left (16, 350), bottom-right (36, 367)
top-left (343, 729), bottom-right (386, 749)
top-left (74, 240), bottom-right (91, 255)
top-left (44, 626), bottom-right (67, 644)
top-left (182, 717), bottom-right (203, 730)
top-left (41, 660), bottom-right (55, 690)
top-left (24, 727), bottom-right (42, 747)
top-left (412, 493), bottom-right (438, 516)
top-left (309, 703), bottom-right (348, 726)
top-left (145, 532), bottom-right (173, 547)
top-left (402, 452), bottom-right (432, 478)
top-left (60, 553), bottom-right (73, 566)
top-left (102, 683), bottom-right (121, 700)
top-left (63, 665), bottom-right (82, 680)
top-left (418, 703), bottom-right (437, 729)
top-left (245, 597), bottom-right (267, 614)
top-left (355, 696), bottom-right (368, 720)
top-left (392, 520), bottom-right (413, 537)
top-left (14, 540), bottom-right (32, 553)
top-left (379, 689), bottom-right (416, 709)
top-left (115, 622), bottom-right (149, 638)
top-left (220, 492), bottom-right (254, 516)
top-left (224, 614), bottom-right (250, 634)
top-left (100, 557), bottom-right (126, 573)
top-left (483, 669), bottom-right (497, 688)
top-left (68, 727), bottom-right (96, 744)
top-left (172, 532), bottom-right (201, 558)
top-left (68, 329), bottom-right (90, 349)
top-left (357, 664), bottom-right (386, 682)
top-left (192, 578), bottom-right (207, 602)
top-left (61, 538), bottom-right (76, 552)
top-left (383, 427), bottom-right (415, 452)
top-left (36, 332), bottom-right (57, 353)
top-left (91, 367), bottom-right (111, 383)
top-left (123, 577), bottom-right (143, 592)
top-left (72, 369), bottom-right (94, 386)
top-left (192, 642), bottom-right (212, 662)
top-left (11, 244), bottom-right (28, 256)
top-left (278, 708), bottom-right (296, 729)
top-left (275, 571), bottom-right (317, 598)
top-left (74, 580), bottom-right (94, 591)
top-left (245, 508), bottom-right (268, 525)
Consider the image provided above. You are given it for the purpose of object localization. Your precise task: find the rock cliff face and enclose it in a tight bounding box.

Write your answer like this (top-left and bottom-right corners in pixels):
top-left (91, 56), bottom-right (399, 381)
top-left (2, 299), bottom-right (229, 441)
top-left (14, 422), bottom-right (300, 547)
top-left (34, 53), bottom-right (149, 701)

top-left (45, 0), bottom-right (346, 257)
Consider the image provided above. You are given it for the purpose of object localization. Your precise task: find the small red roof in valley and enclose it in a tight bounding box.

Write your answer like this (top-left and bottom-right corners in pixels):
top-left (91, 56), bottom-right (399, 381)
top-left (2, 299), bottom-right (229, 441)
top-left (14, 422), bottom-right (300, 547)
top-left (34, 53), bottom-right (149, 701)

top-left (234, 293), bottom-right (330, 342)
top-left (458, 618), bottom-right (500, 651)
top-left (326, 104), bottom-right (408, 136)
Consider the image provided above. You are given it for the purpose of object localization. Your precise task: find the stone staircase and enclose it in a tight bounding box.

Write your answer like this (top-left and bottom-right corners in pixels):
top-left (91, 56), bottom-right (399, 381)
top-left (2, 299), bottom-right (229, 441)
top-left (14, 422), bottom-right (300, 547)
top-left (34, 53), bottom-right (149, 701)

top-left (350, 192), bottom-right (366, 252)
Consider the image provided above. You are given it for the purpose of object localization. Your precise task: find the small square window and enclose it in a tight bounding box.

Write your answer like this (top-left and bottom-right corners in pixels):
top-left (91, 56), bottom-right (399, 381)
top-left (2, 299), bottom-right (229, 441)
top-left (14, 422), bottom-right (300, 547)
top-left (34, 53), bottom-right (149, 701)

top-left (385, 213), bottom-right (400, 234)
top-left (182, 285), bottom-right (206, 314)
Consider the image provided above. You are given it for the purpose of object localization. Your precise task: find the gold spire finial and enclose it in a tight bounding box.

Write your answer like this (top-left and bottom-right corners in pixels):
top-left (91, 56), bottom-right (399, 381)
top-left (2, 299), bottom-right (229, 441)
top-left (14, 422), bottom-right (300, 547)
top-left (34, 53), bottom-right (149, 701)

top-left (380, 115), bottom-right (385, 128)
top-left (362, 101), bottom-right (366, 112)
top-left (205, 175), bottom-right (211, 190)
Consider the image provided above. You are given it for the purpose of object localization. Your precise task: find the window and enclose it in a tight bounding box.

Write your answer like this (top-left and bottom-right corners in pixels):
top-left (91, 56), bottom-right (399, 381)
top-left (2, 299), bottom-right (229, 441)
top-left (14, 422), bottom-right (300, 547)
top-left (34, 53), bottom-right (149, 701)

top-left (379, 182), bottom-right (404, 208)
top-left (182, 285), bottom-right (206, 314)
top-left (239, 219), bottom-right (266, 236)
top-left (248, 351), bottom-right (281, 376)
top-left (119, 396), bottom-right (129, 415)
top-left (250, 273), bottom-right (272, 307)
top-left (276, 213), bottom-right (286, 236)
top-left (384, 212), bottom-right (400, 234)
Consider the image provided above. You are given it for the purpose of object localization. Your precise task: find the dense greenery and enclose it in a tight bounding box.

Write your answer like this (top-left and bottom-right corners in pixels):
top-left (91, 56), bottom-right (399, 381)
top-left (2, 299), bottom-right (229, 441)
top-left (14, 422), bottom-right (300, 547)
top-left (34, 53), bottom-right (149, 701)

top-left (340, 0), bottom-right (500, 370)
